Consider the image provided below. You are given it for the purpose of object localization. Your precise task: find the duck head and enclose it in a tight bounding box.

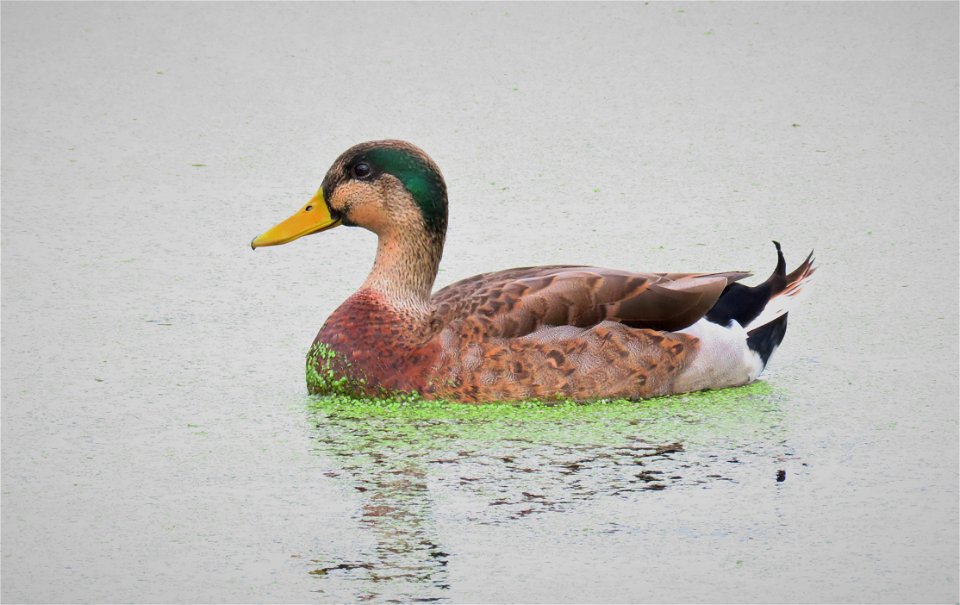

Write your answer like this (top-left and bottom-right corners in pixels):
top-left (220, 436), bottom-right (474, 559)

top-left (251, 140), bottom-right (448, 249)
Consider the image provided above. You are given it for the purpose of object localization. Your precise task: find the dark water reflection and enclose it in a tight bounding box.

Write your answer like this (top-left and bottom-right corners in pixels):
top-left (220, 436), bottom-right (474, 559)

top-left (304, 383), bottom-right (785, 602)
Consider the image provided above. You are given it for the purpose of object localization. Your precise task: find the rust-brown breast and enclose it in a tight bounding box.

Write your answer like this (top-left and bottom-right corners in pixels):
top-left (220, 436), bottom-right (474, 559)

top-left (313, 291), bottom-right (442, 397)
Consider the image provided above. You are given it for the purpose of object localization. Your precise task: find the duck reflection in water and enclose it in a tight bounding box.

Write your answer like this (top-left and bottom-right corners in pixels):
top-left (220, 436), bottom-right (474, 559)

top-left (302, 386), bottom-right (785, 602)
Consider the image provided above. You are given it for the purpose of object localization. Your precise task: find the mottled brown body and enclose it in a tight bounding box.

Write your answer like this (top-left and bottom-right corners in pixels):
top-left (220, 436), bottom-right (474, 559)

top-left (251, 140), bottom-right (806, 403)
top-left (311, 265), bottom-right (753, 402)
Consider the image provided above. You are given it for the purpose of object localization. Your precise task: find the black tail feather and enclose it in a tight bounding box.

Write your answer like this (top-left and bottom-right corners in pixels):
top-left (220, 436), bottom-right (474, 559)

top-left (747, 312), bottom-right (788, 368)
top-left (705, 241), bottom-right (787, 328)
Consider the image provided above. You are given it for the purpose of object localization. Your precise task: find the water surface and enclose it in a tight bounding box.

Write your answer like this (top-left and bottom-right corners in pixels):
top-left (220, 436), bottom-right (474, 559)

top-left (2, 3), bottom-right (957, 602)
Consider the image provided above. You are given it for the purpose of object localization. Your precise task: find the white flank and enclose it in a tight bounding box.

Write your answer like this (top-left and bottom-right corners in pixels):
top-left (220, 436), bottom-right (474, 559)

top-left (673, 319), bottom-right (764, 393)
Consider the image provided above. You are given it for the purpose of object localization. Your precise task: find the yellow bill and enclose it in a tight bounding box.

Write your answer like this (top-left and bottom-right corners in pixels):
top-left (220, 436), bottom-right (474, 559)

top-left (251, 189), bottom-right (341, 249)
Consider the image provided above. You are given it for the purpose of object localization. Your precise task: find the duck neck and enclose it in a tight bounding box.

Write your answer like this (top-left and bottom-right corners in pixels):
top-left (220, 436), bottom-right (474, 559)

top-left (361, 227), bottom-right (444, 317)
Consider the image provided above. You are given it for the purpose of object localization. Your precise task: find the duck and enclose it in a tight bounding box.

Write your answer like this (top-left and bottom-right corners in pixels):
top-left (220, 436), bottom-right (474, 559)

top-left (252, 140), bottom-right (815, 403)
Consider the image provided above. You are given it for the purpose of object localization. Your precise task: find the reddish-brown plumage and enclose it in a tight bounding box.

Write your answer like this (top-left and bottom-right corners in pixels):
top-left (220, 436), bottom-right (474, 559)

top-left (251, 140), bottom-right (813, 403)
top-left (313, 290), bottom-right (442, 397)
top-left (309, 267), bottom-right (747, 402)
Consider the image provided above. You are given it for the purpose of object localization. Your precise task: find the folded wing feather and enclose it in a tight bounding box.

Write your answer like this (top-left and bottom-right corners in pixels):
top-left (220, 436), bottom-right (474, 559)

top-left (431, 266), bottom-right (751, 338)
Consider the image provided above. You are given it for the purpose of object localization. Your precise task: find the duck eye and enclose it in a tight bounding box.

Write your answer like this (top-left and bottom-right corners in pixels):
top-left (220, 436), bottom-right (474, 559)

top-left (352, 162), bottom-right (372, 179)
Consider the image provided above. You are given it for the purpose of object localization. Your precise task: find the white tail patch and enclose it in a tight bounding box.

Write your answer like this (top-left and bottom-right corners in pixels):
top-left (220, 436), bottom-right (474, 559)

top-left (674, 319), bottom-right (764, 393)
top-left (744, 260), bottom-right (817, 333)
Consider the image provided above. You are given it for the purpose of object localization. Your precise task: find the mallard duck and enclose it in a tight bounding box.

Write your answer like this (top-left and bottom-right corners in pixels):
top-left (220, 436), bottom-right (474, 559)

top-left (252, 140), bottom-right (815, 403)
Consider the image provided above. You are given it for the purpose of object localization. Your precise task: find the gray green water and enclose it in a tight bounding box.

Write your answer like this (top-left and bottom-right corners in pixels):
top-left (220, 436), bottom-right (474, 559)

top-left (302, 385), bottom-right (789, 601)
top-left (294, 368), bottom-right (953, 603)
top-left (2, 3), bottom-right (957, 603)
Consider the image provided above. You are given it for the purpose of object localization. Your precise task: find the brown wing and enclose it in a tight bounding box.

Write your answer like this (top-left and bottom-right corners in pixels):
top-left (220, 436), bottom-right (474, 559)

top-left (431, 265), bottom-right (751, 336)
